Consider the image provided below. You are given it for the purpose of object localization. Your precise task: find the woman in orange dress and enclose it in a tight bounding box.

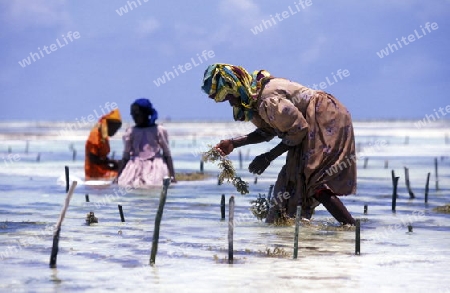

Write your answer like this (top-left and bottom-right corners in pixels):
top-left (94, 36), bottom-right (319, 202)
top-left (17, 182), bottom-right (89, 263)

top-left (84, 109), bottom-right (122, 181)
top-left (201, 63), bottom-right (356, 225)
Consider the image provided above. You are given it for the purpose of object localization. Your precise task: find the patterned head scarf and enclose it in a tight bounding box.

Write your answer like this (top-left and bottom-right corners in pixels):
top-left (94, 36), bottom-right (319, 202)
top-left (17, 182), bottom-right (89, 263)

top-left (98, 108), bottom-right (122, 140)
top-left (133, 98), bottom-right (158, 126)
top-left (201, 63), bottom-right (271, 121)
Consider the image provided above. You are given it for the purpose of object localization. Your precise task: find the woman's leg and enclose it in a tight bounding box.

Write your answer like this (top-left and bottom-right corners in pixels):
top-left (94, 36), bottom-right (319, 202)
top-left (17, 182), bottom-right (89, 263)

top-left (266, 166), bottom-right (289, 223)
top-left (314, 189), bottom-right (355, 225)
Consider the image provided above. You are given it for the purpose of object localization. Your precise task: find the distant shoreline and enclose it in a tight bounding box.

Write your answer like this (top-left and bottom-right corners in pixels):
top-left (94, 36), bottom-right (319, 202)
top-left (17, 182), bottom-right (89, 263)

top-left (0, 118), bottom-right (449, 124)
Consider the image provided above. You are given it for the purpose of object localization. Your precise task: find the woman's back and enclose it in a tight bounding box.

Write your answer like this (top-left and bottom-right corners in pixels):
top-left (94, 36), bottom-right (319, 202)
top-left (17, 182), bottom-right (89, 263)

top-left (119, 125), bottom-right (173, 188)
top-left (122, 125), bottom-right (170, 161)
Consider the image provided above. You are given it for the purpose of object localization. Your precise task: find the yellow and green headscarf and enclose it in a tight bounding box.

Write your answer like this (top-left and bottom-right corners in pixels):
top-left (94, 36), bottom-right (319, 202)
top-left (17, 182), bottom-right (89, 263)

top-left (201, 63), bottom-right (271, 121)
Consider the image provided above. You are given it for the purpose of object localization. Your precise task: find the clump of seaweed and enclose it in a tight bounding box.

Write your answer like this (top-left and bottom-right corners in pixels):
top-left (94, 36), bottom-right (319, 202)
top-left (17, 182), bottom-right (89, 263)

top-left (274, 217), bottom-right (295, 227)
top-left (272, 209), bottom-right (295, 227)
top-left (250, 193), bottom-right (269, 221)
top-left (318, 222), bottom-right (355, 231)
top-left (202, 146), bottom-right (249, 195)
top-left (434, 204), bottom-right (450, 214)
top-left (85, 211), bottom-right (98, 225)
top-left (175, 172), bottom-right (210, 181)
top-left (259, 247), bottom-right (290, 258)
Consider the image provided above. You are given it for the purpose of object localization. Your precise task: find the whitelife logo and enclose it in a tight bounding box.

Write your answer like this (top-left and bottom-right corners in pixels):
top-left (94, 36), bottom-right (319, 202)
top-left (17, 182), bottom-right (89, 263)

top-left (376, 22), bottom-right (439, 58)
top-left (115, 0), bottom-right (149, 16)
top-left (18, 31), bottom-right (81, 68)
top-left (152, 50), bottom-right (215, 87)
top-left (250, 0), bottom-right (313, 35)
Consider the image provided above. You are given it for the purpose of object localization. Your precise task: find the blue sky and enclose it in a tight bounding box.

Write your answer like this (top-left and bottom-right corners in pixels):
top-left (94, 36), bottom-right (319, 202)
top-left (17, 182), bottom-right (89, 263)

top-left (1, 0), bottom-right (449, 122)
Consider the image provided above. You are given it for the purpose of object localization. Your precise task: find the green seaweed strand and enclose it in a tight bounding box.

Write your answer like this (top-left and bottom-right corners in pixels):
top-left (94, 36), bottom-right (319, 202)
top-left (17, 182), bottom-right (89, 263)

top-left (203, 146), bottom-right (249, 195)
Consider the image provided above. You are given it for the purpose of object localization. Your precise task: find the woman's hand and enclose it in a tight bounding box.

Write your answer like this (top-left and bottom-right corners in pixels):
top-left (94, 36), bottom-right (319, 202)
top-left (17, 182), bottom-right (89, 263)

top-left (248, 153), bottom-right (272, 175)
top-left (106, 159), bottom-right (119, 170)
top-left (215, 139), bottom-right (234, 156)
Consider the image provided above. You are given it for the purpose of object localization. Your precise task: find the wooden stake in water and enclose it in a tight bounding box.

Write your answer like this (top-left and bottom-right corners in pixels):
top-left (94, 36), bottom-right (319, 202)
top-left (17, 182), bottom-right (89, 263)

top-left (434, 157), bottom-right (439, 190)
top-left (408, 225), bottom-right (413, 233)
top-left (364, 205), bottom-right (368, 214)
top-left (268, 184), bottom-right (274, 202)
top-left (239, 150), bottom-right (243, 170)
top-left (228, 196), bottom-right (235, 264)
top-left (49, 181), bottom-right (77, 268)
top-left (200, 160), bottom-right (204, 174)
top-left (392, 171), bottom-right (399, 212)
top-left (150, 177), bottom-right (171, 266)
top-left (392, 177), bottom-right (399, 211)
top-left (72, 149), bottom-right (77, 162)
top-left (293, 206), bottom-right (301, 259)
top-left (37, 153), bottom-right (41, 162)
top-left (254, 177), bottom-right (258, 184)
top-left (85, 194), bottom-right (90, 202)
top-left (404, 167), bottom-right (415, 199)
top-left (355, 219), bottom-right (361, 255)
top-left (391, 170), bottom-right (399, 198)
top-left (425, 172), bottom-right (430, 203)
top-left (363, 157), bottom-right (369, 169)
top-left (64, 166), bottom-right (69, 193)
top-left (118, 205), bottom-right (125, 222)
top-left (220, 194), bottom-right (225, 220)
top-left (384, 160), bottom-right (388, 169)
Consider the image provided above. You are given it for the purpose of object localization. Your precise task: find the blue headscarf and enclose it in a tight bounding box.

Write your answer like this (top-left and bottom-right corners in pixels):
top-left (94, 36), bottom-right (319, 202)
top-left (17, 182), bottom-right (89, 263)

top-left (133, 98), bottom-right (158, 126)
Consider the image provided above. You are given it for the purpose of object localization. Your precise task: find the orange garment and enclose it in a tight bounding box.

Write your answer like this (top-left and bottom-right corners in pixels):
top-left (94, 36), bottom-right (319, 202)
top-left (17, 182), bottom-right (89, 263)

top-left (84, 109), bottom-right (121, 180)
top-left (85, 127), bottom-right (116, 180)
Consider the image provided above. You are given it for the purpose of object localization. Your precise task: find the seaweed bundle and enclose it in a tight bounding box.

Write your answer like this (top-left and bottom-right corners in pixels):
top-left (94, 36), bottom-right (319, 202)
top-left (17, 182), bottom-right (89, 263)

top-left (202, 146), bottom-right (249, 195)
top-left (249, 193), bottom-right (269, 221)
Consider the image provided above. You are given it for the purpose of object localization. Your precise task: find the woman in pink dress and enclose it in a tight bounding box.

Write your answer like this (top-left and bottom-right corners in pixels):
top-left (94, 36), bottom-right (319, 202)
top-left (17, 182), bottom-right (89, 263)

top-left (201, 63), bottom-right (356, 225)
top-left (118, 98), bottom-right (176, 188)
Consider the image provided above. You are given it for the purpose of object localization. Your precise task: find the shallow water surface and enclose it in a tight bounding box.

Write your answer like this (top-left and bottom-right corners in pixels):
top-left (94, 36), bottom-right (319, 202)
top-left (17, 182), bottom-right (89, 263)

top-left (0, 121), bottom-right (449, 293)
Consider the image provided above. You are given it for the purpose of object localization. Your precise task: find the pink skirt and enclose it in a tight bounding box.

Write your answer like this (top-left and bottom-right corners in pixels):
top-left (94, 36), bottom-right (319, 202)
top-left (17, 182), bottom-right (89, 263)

top-left (118, 157), bottom-right (169, 188)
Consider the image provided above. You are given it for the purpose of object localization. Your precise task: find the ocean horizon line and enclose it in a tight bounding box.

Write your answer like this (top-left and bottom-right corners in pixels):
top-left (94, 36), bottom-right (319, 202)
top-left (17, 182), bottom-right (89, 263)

top-left (0, 117), bottom-right (449, 124)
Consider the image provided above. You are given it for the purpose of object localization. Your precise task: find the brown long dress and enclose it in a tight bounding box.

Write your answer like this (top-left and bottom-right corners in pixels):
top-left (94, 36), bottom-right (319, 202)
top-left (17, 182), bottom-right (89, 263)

top-left (250, 78), bottom-right (357, 223)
